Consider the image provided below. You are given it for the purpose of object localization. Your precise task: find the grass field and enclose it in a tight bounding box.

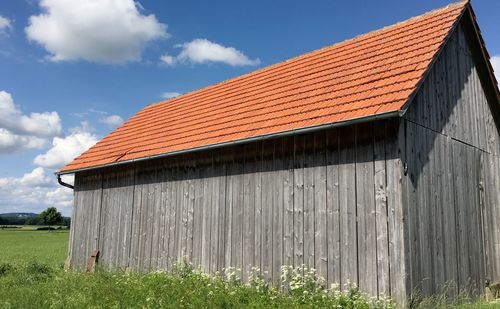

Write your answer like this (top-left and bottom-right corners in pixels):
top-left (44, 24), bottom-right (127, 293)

top-left (0, 229), bottom-right (69, 265)
top-left (0, 229), bottom-right (498, 308)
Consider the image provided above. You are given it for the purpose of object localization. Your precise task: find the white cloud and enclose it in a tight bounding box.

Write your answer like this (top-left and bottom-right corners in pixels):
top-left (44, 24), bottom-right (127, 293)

top-left (100, 115), bottom-right (124, 126)
top-left (161, 38), bottom-right (260, 66)
top-left (161, 92), bottom-right (181, 99)
top-left (0, 167), bottom-right (52, 188)
top-left (0, 15), bottom-right (12, 32)
top-left (491, 56), bottom-right (500, 84)
top-left (25, 0), bottom-right (167, 64)
top-left (0, 91), bottom-right (61, 137)
top-left (0, 91), bottom-right (61, 153)
top-left (160, 54), bottom-right (175, 65)
top-left (0, 128), bottom-right (46, 153)
top-left (0, 167), bottom-right (73, 216)
top-left (45, 187), bottom-right (73, 209)
top-left (34, 123), bottom-right (98, 169)
top-left (19, 167), bottom-right (53, 187)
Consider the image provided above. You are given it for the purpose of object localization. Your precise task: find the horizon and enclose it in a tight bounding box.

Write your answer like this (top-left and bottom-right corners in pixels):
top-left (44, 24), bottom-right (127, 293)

top-left (1, 0), bottom-right (499, 216)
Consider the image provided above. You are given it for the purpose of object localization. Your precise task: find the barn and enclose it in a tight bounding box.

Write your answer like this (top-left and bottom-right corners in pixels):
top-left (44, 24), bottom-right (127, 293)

top-left (58, 0), bottom-right (500, 302)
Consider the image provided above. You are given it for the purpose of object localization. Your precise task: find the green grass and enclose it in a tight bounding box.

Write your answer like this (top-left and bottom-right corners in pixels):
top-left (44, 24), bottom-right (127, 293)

top-left (0, 229), bottom-right (69, 265)
top-left (0, 229), bottom-right (498, 308)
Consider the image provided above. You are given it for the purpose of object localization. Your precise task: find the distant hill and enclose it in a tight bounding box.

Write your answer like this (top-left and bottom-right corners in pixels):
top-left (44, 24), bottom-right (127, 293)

top-left (0, 212), bottom-right (70, 226)
top-left (0, 213), bottom-right (39, 218)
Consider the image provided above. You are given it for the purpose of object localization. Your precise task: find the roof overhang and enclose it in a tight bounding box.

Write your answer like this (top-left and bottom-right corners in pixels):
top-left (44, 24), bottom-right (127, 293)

top-left (56, 110), bottom-right (401, 175)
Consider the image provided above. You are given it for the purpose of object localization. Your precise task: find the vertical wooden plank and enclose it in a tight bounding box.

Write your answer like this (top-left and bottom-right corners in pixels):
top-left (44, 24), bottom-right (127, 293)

top-left (68, 175), bottom-right (79, 267)
top-left (293, 135), bottom-right (305, 268)
top-left (303, 136), bottom-right (315, 269)
top-left (261, 140), bottom-right (274, 280)
top-left (419, 126), bottom-right (433, 296)
top-left (97, 172), bottom-right (110, 268)
top-left (142, 166), bottom-right (157, 271)
top-left (130, 167), bottom-right (142, 270)
top-left (173, 160), bottom-right (184, 265)
top-left (208, 151), bottom-right (220, 273)
top-left (226, 151), bottom-right (236, 272)
top-left (326, 129), bottom-right (341, 286)
top-left (231, 148), bottom-right (244, 275)
top-left (432, 134), bottom-right (446, 293)
top-left (374, 122), bottom-right (390, 296)
top-left (75, 175), bottom-right (87, 269)
top-left (486, 156), bottom-right (500, 279)
top-left (405, 121), bottom-right (420, 294)
top-left (167, 160), bottom-right (179, 268)
top-left (272, 139), bottom-right (284, 282)
top-left (159, 164), bottom-right (171, 269)
top-left (191, 156), bottom-right (204, 268)
top-left (427, 133), bottom-right (442, 293)
top-left (452, 141), bottom-right (469, 291)
top-left (216, 150), bottom-right (227, 271)
top-left (355, 123), bottom-right (378, 296)
top-left (254, 142), bottom-right (263, 273)
top-left (386, 119), bottom-right (408, 303)
top-left (150, 166), bottom-right (162, 270)
top-left (242, 143), bottom-right (256, 280)
top-left (442, 135), bottom-right (459, 295)
top-left (224, 149), bottom-right (234, 269)
top-left (283, 137), bottom-right (295, 268)
top-left (134, 167), bottom-right (145, 271)
top-left (185, 156), bottom-right (196, 263)
top-left (314, 132), bottom-right (328, 280)
top-left (473, 148), bottom-right (485, 293)
top-left (71, 174), bottom-right (86, 269)
top-left (179, 161), bottom-right (190, 261)
top-left (338, 126), bottom-right (358, 288)
top-left (201, 159), bottom-right (212, 272)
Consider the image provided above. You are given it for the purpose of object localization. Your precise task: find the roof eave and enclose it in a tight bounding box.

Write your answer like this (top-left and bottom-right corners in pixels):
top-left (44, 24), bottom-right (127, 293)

top-left (56, 110), bottom-right (401, 176)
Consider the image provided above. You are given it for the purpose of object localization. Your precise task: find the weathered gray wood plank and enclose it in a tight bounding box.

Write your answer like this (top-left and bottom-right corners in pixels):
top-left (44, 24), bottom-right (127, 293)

top-left (304, 136), bottom-right (315, 269)
top-left (374, 122), bottom-right (390, 296)
top-left (283, 137), bottom-right (295, 268)
top-left (293, 135), bottom-right (305, 268)
top-left (242, 143), bottom-right (257, 280)
top-left (326, 129), bottom-right (340, 286)
top-left (338, 126), bottom-right (357, 287)
top-left (355, 123), bottom-right (377, 296)
top-left (261, 140), bottom-right (274, 280)
top-left (314, 132), bottom-right (328, 281)
top-left (273, 139), bottom-right (284, 282)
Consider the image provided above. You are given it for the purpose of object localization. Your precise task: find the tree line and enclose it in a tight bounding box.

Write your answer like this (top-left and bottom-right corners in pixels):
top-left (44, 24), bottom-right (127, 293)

top-left (0, 207), bottom-right (70, 227)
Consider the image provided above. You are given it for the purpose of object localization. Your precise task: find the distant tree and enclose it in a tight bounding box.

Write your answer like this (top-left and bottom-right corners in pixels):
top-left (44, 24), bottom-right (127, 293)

top-left (39, 207), bottom-right (63, 230)
top-left (62, 217), bottom-right (71, 228)
top-left (25, 216), bottom-right (40, 226)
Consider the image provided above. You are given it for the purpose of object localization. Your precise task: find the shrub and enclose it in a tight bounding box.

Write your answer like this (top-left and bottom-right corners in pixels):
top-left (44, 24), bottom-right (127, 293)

top-left (0, 263), bottom-right (12, 277)
top-left (36, 227), bottom-right (56, 231)
top-left (22, 261), bottom-right (54, 283)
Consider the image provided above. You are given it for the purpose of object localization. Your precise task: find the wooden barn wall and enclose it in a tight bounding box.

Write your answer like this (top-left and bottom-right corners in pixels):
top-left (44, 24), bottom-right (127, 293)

top-left (70, 119), bottom-right (408, 300)
top-left (402, 24), bottom-right (500, 297)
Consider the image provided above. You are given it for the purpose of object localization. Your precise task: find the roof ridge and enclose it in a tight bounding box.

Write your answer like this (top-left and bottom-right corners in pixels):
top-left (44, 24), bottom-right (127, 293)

top-left (149, 0), bottom-right (468, 109)
top-left (337, 1), bottom-right (468, 47)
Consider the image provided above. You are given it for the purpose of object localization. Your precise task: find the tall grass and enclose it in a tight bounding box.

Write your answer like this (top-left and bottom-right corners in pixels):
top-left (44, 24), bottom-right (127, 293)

top-left (0, 261), bottom-right (395, 308)
top-left (0, 230), bottom-right (497, 308)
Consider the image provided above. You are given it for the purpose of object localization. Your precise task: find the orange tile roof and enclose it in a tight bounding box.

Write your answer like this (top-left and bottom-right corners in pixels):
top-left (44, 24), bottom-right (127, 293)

top-left (60, 1), bottom-right (468, 173)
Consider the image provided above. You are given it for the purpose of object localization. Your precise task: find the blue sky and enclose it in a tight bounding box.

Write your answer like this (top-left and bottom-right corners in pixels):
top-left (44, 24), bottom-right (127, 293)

top-left (0, 0), bottom-right (499, 215)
